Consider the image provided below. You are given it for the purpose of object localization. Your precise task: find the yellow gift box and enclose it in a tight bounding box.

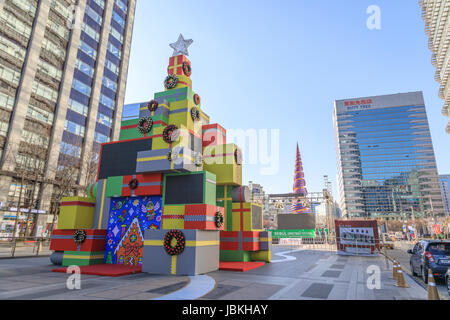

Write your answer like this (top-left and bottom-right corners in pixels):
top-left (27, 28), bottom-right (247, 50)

top-left (58, 197), bottom-right (96, 230)
top-left (161, 205), bottom-right (185, 229)
top-left (231, 202), bottom-right (263, 232)
top-left (203, 144), bottom-right (242, 186)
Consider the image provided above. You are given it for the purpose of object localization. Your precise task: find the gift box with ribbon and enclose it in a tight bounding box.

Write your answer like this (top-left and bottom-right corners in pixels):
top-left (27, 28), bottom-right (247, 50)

top-left (184, 204), bottom-right (225, 231)
top-left (220, 250), bottom-right (252, 262)
top-left (231, 202), bottom-right (263, 232)
top-left (202, 124), bottom-right (226, 148)
top-left (143, 229), bottom-right (219, 275)
top-left (216, 185), bottom-right (233, 231)
top-left (220, 231), bottom-right (260, 252)
top-left (168, 55), bottom-right (191, 77)
top-left (122, 173), bottom-right (164, 197)
top-left (62, 251), bottom-right (105, 267)
top-left (136, 146), bottom-right (199, 174)
top-left (161, 205), bottom-right (185, 229)
top-left (58, 197), bottom-right (96, 230)
top-left (50, 229), bottom-right (107, 252)
top-left (119, 101), bottom-right (170, 141)
top-left (203, 144), bottom-right (242, 186)
top-left (163, 171), bottom-right (217, 206)
top-left (258, 231), bottom-right (272, 251)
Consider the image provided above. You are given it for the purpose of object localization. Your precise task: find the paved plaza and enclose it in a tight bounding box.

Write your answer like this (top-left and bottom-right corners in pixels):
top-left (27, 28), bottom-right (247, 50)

top-left (0, 246), bottom-right (429, 300)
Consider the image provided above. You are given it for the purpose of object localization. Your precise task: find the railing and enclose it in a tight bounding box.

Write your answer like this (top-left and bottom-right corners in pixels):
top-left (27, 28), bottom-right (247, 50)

top-left (0, 237), bottom-right (52, 259)
top-left (274, 235), bottom-right (338, 253)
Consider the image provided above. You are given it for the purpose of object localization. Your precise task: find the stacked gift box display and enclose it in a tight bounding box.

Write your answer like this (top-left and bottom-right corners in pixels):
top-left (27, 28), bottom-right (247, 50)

top-left (49, 49), bottom-right (271, 275)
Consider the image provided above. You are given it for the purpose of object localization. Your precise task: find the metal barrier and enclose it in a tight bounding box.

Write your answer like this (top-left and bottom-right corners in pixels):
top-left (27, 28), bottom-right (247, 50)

top-left (275, 236), bottom-right (338, 252)
top-left (0, 237), bottom-right (52, 258)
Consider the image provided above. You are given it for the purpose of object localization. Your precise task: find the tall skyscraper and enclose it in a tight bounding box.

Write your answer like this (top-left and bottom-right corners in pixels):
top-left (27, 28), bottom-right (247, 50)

top-left (333, 92), bottom-right (445, 220)
top-left (439, 174), bottom-right (450, 215)
top-left (0, 0), bottom-right (136, 218)
top-left (419, 0), bottom-right (450, 134)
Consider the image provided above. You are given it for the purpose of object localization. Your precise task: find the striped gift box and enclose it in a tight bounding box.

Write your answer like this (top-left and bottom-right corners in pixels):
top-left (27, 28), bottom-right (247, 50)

top-left (50, 229), bottom-right (106, 252)
top-left (58, 197), bottom-right (96, 230)
top-left (184, 204), bottom-right (225, 231)
top-left (220, 231), bottom-right (260, 252)
top-left (122, 173), bottom-right (163, 197)
top-left (161, 205), bottom-right (185, 229)
top-left (202, 123), bottom-right (226, 148)
top-left (62, 251), bottom-right (105, 267)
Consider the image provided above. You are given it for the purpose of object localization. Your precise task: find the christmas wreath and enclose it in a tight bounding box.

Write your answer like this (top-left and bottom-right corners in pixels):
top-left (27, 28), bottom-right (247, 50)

top-left (129, 178), bottom-right (139, 190)
top-left (182, 61), bottom-right (192, 76)
top-left (164, 74), bottom-right (178, 89)
top-left (74, 230), bottom-right (87, 245)
top-left (191, 107), bottom-right (200, 122)
top-left (164, 230), bottom-right (186, 256)
top-left (162, 125), bottom-right (179, 143)
top-left (193, 94), bottom-right (201, 105)
top-left (215, 211), bottom-right (224, 229)
top-left (138, 116), bottom-right (153, 135)
top-left (235, 148), bottom-right (243, 165)
top-left (147, 100), bottom-right (158, 112)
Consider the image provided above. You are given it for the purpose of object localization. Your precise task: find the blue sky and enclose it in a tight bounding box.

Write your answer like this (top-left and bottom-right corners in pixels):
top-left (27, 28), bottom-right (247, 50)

top-left (124, 0), bottom-right (450, 197)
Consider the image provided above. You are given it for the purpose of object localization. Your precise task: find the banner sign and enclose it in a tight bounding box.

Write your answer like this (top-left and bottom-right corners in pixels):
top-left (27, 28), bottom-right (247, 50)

top-left (335, 220), bottom-right (380, 255)
top-left (270, 229), bottom-right (316, 239)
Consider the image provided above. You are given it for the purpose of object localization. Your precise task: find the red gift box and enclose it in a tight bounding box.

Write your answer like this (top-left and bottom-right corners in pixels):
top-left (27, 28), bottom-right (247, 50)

top-left (50, 229), bottom-right (107, 252)
top-left (202, 124), bottom-right (226, 148)
top-left (185, 204), bottom-right (225, 231)
top-left (122, 173), bottom-right (163, 197)
top-left (220, 231), bottom-right (260, 252)
top-left (168, 55), bottom-right (191, 77)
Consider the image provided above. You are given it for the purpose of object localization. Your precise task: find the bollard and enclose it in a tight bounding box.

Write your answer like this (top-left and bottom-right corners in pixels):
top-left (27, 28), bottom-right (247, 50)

top-left (427, 269), bottom-right (440, 300)
top-left (391, 260), bottom-right (398, 280)
top-left (395, 267), bottom-right (410, 288)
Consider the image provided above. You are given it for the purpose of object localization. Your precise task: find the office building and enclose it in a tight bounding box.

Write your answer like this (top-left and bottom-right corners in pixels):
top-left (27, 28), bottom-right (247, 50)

top-left (333, 92), bottom-right (445, 220)
top-left (419, 0), bottom-right (450, 133)
top-left (439, 174), bottom-right (450, 215)
top-left (0, 0), bottom-right (136, 237)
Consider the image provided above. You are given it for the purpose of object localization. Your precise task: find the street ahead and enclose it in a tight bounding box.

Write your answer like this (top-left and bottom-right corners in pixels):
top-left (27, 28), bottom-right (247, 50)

top-left (0, 246), bottom-right (430, 300)
top-left (385, 241), bottom-right (448, 300)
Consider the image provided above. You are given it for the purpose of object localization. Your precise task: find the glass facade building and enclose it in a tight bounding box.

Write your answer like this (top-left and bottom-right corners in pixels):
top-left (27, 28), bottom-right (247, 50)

top-left (439, 174), bottom-right (450, 215)
top-left (419, 0), bottom-right (450, 134)
top-left (333, 92), bottom-right (445, 220)
top-left (0, 0), bottom-right (136, 235)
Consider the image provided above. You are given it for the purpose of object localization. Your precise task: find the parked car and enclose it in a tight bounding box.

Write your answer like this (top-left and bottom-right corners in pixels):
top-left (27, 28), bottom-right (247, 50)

top-left (408, 240), bottom-right (450, 284)
top-left (447, 269), bottom-right (450, 296)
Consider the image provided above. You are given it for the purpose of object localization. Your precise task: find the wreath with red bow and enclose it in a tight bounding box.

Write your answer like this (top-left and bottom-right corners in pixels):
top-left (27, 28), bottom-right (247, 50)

top-left (147, 100), bottom-right (158, 112)
top-left (182, 61), bottom-right (192, 76)
top-left (163, 125), bottom-right (179, 143)
top-left (138, 116), bottom-right (153, 135)
top-left (215, 211), bottom-right (224, 229)
top-left (74, 230), bottom-right (87, 245)
top-left (191, 107), bottom-right (200, 122)
top-left (129, 179), bottom-right (139, 190)
top-left (193, 94), bottom-right (201, 105)
top-left (164, 74), bottom-right (178, 89)
top-left (164, 230), bottom-right (186, 256)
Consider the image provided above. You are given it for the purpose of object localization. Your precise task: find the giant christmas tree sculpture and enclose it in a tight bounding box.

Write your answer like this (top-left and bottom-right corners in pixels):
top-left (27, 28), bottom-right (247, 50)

top-left (291, 143), bottom-right (310, 214)
top-left (48, 35), bottom-right (271, 276)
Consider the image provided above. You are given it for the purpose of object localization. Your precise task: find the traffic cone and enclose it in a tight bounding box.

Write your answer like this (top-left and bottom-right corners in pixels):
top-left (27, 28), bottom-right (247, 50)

top-left (395, 267), bottom-right (410, 288)
top-left (391, 261), bottom-right (398, 280)
top-left (427, 269), bottom-right (440, 300)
